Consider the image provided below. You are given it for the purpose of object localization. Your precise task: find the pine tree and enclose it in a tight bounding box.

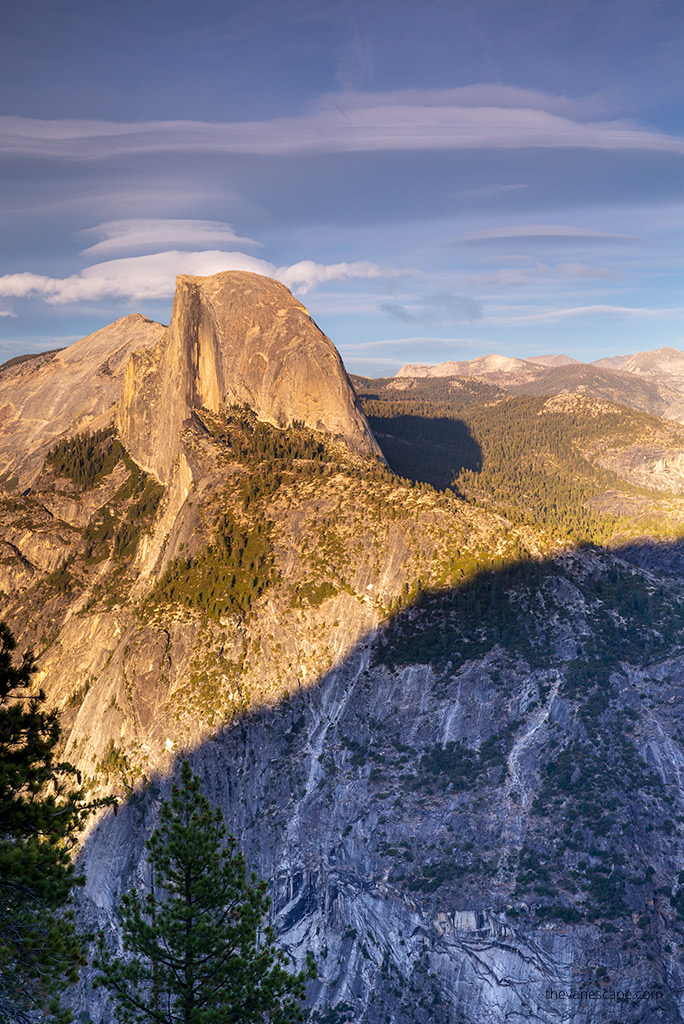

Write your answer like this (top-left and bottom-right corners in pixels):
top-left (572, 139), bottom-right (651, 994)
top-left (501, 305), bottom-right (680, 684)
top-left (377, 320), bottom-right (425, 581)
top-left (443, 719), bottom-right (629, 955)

top-left (0, 621), bottom-right (95, 1024)
top-left (94, 761), bottom-right (315, 1024)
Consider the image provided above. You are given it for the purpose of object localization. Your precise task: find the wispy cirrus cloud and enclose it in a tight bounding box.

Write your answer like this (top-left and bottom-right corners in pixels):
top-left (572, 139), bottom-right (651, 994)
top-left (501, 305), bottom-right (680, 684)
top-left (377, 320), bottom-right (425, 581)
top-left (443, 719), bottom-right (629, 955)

top-left (453, 224), bottom-right (642, 243)
top-left (462, 261), bottom-right (621, 288)
top-left (79, 219), bottom-right (260, 257)
top-left (0, 250), bottom-right (414, 304)
top-left (3, 86), bottom-right (684, 161)
top-left (489, 304), bottom-right (684, 325)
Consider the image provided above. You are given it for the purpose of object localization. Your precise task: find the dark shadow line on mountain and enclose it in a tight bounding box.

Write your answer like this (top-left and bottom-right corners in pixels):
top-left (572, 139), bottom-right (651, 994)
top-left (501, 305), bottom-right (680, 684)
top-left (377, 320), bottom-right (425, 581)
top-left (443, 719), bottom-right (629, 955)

top-left (365, 412), bottom-right (482, 490)
top-left (77, 534), bottom-right (684, 1019)
top-left (81, 533), bottom-right (684, 812)
top-left (79, 534), bottom-right (684, 872)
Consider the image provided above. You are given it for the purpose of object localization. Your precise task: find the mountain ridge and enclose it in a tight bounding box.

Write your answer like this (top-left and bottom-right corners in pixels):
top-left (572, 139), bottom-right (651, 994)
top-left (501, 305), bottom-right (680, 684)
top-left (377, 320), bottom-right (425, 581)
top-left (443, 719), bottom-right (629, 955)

top-left (2, 278), bottom-right (684, 1023)
top-left (394, 346), bottom-right (684, 423)
top-left (524, 353), bottom-right (580, 367)
top-left (0, 314), bottom-right (165, 488)
top-left (396, 344), bottom-right (683, 380)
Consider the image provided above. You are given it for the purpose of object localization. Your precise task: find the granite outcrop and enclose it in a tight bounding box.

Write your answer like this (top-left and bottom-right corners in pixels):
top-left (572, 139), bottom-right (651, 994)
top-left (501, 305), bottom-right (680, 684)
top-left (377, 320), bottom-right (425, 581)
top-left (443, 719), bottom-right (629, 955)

top-left (115, 271), bottom-right (381, 484)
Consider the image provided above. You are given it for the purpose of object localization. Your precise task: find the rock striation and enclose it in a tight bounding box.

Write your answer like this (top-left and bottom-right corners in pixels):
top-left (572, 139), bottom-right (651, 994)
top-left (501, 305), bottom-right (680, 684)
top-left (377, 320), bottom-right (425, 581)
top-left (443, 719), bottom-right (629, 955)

top-left (0, 315), bottom-right (164, 488)
top-left (116, 271), bottom-right (381, 483)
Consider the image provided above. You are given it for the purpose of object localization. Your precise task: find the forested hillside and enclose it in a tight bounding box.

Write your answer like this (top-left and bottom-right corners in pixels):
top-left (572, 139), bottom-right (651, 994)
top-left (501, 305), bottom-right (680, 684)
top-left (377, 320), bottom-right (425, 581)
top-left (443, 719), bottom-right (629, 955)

top-left (354, 377), bottom-right (684, 545)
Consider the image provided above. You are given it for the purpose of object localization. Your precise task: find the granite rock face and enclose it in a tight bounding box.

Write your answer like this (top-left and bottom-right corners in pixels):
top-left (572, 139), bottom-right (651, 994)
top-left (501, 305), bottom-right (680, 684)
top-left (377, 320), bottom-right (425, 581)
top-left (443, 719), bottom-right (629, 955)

top-left (116, 271), bottom-right (381, 483)
top-left (3, 280), bottom-right (684, 1024)
top-left (0, 271), bottom-right (379, 491)
top-left (74, 542), bottom-right (684, 1024)
top-left (0, 315), bottom-right (164, 488)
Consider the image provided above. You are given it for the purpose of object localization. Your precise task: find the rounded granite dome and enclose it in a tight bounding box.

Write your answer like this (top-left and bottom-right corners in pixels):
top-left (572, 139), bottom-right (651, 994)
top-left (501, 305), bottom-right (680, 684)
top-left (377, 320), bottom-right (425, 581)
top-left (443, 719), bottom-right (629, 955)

top-left (116, 271), bottom-right (381, 483)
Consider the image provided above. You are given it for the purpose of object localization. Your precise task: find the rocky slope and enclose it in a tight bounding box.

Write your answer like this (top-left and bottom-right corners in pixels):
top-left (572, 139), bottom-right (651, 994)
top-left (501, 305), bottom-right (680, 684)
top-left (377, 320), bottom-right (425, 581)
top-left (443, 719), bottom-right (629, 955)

top-left (506, 362), bottom-right (677, 417)
top-left (621, 346), bottom-right (684, 378)
top-left (620, 347), bottom-right (684, 422)
top-left (592, 354), bottom-right (633, 368)
top-left (74, 533), bottom-right (684, 1024)
top-left (3, 283), bottom-right (684, 1023)
top-left (525, 353), bottom-right (580, 367)
top-left (0, 315), bottom-right (164, 489)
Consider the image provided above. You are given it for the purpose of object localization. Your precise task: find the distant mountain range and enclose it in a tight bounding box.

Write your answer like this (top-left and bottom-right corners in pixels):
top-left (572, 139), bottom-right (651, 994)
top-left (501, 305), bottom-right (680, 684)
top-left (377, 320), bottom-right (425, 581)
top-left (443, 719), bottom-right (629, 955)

top-left (397, 345), bottom-right (683, 380)
top-left (524, 353), bottom-right (581, 367)
top-left (592, 353), bottom-right (633, 368)
top-left (395, 346), bottom-right (684, 422)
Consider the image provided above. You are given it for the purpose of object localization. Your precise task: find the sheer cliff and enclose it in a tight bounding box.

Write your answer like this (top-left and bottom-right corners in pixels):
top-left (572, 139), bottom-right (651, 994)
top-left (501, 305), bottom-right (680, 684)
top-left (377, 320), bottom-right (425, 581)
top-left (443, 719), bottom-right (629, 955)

top-left (79, 540), bottom-right (684, 1024)
top-left (116, 271), bottom-right (381, 484)
top-left (2, 276), bottom-right (684, 1023)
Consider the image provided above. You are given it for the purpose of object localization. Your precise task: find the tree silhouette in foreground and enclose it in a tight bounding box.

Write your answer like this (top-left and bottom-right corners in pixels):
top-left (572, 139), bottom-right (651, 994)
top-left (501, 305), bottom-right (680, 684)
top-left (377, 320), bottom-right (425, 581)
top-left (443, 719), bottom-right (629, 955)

top-left (0, 622), bottom-right (96, 1024)
top-left (95, 761), bottom-right (316, 1024)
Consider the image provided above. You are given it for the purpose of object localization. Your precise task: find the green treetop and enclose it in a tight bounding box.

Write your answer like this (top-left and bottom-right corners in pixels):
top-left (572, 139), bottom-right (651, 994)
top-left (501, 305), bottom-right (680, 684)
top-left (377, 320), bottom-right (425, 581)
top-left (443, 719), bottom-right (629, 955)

top-left (95, 760), bottom-right (316, 1024)
top-left (0, 621), bottom-right (96, 1024)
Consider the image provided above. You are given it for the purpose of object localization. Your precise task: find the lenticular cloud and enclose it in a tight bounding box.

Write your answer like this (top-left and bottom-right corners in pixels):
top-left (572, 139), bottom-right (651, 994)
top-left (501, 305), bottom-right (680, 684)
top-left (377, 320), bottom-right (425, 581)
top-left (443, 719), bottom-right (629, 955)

top-left (0, 251), bottom-right (413, 304)
top-left (79, 219), bottom-right (260, 257)
top-left (2, 87), bottom-right (684, 160)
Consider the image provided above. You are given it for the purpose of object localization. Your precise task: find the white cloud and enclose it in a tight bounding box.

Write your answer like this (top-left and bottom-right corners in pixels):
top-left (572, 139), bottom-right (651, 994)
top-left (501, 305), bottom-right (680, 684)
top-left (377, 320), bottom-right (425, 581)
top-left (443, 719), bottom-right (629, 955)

top-left (278, 259), bottom-right (412, 293)
top-left (3, 87), bottom-right (684, 160)
top-left (79, 219), bottom-right (260, 257)
top-left (0, 253), bottom-right (270, 304)
top-left (0, 309), bottom-right (16, 317)
top-left (0, 250), bottom-right (413, 304)
top-left (320, 86), bottom-right (610, 120)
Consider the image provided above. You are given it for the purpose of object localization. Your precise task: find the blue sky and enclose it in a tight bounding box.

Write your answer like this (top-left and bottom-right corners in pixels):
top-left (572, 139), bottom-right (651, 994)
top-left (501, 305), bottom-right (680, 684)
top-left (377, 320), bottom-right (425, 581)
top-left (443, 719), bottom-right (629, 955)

top-left (2, 0), bottom-right (684, 375)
